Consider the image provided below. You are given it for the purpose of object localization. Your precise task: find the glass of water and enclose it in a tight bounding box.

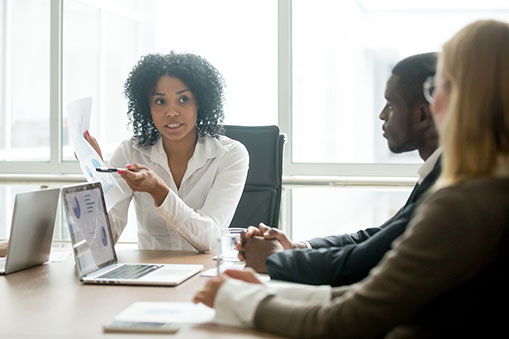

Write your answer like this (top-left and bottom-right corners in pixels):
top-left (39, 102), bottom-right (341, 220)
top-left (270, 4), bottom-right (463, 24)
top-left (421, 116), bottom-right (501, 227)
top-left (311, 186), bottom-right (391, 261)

top-left (220, 228), bottom-right (244, 262)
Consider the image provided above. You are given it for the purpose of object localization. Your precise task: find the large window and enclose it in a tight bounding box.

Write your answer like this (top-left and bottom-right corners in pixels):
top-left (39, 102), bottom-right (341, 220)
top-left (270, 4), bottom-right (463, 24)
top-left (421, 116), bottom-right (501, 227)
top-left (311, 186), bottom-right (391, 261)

top-left (1, 0), bottom-right (508, 243)
top-left (289, 0), bottom-right (509, 172)
top-left (291, 186), bottom-right (411, 242)
top-left (0, 0), bottom-right (50, 161)
top-left (62, 0), bottom-right (142, 160)
top-left (288, 0), bottom-right (509, 236)
top-left (62, 0), bottom-right (278, 162)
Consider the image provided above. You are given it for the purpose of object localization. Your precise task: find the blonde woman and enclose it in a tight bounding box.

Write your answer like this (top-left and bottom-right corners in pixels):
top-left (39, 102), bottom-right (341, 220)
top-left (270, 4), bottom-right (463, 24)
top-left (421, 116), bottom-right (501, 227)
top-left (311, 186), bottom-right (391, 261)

top-left (194, 20), bottom-right (509, 338)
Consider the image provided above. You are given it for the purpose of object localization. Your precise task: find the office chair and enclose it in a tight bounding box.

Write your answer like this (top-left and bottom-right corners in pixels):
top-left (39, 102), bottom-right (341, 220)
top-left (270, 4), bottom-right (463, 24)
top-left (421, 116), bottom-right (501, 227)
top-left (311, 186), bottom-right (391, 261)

top-left (223, 125), bottom-right (285, 229)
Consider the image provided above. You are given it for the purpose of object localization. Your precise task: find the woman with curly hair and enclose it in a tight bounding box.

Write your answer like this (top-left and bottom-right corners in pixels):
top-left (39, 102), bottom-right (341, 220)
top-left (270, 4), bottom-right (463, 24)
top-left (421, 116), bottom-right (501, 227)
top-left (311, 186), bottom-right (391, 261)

top-left (85, 52), bottom-right (248, 252)
top-left (194, 19), bottom-right (509, 337)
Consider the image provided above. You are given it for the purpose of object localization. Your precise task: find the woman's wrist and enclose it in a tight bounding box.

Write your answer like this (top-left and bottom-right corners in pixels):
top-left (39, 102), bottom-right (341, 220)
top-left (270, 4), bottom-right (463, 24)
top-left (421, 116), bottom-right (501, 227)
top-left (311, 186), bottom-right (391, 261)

top-left (150, 180), bottom-right (169, 206)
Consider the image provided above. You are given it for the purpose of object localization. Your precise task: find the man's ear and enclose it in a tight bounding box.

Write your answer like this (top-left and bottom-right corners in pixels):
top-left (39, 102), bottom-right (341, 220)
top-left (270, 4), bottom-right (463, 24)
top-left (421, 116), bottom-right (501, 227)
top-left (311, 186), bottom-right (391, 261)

top-left (416, 103), bottom-right (434, 127)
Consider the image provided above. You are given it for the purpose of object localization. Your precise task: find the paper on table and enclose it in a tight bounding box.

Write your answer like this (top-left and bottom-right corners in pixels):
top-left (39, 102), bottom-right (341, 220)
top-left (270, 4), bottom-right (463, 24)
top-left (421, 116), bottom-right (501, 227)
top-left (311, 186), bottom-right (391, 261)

top-left (201, 261), bottom-right (246, 277)
top-left (201, 262), bottom-right (271, 283)
top-left (66, 97), bottom-right (124, 211)
top-left (113, 302), bottom-right (215, 324)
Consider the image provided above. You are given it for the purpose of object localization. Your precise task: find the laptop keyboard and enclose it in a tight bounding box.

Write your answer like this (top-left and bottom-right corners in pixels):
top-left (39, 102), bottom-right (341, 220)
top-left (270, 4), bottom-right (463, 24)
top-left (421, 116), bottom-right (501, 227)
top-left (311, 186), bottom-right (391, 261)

top-left (98, 264), bottom-right (161, 280)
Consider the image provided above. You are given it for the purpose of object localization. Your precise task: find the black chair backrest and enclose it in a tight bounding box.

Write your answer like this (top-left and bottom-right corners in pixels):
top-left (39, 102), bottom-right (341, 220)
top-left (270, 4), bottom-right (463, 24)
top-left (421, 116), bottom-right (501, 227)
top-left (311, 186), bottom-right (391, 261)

top-left (223, 125), bottom-right (284, 228)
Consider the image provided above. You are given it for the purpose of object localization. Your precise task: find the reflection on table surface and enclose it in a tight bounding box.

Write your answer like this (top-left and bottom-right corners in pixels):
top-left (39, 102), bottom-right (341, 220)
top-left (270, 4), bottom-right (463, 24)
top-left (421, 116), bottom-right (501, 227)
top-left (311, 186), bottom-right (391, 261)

top-left (0, 249), bottom-right (282, 339)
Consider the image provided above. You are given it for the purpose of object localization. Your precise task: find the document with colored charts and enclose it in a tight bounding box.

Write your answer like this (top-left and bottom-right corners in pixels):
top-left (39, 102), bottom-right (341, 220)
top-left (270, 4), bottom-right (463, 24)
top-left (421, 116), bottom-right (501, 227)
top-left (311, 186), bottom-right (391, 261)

top-left (66, 97), bottom-right (124, 211)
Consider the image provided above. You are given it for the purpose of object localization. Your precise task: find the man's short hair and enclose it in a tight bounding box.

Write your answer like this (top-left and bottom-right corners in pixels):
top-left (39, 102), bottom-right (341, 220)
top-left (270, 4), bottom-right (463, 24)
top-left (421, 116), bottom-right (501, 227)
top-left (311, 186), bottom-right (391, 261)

top-left (392, 52), bottom-right (437, 108)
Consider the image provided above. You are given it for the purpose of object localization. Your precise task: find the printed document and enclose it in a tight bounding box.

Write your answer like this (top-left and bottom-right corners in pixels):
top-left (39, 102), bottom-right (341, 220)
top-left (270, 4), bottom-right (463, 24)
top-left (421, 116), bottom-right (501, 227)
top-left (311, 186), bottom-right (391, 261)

top-left (66, 97), bottom-right (124, 210)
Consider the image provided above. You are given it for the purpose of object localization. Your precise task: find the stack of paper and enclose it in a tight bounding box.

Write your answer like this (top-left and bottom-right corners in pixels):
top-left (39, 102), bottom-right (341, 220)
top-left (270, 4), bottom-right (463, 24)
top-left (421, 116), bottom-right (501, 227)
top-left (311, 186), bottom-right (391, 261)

top-left (103, 302), bottom-right (215, 333)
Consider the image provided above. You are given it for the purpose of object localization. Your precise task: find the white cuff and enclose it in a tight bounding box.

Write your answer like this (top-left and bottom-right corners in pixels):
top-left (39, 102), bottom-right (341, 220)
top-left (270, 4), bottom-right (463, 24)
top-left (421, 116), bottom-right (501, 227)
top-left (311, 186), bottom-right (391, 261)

top-left (213, 279), bottom-right (332, 328)
top-left (214, 279), bottom-right (274, 328)
top-left (154, 190), bottom-right (192, 229)
top-left (267, 280), bottom-right (331, 302)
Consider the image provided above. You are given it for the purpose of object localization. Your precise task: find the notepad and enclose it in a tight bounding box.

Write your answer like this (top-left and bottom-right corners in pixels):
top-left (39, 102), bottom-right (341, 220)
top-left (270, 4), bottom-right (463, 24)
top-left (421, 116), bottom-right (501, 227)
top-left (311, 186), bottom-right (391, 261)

top-left (111, 302), bottom-right (215, 324)
top-left (104, 302), bottom-right (215, 334)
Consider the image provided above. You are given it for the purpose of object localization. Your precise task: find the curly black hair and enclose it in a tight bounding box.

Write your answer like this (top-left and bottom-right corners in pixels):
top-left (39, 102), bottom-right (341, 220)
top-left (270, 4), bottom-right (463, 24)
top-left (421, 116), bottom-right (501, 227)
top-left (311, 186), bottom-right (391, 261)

top-left (124, 52), bottom-right (226, 147)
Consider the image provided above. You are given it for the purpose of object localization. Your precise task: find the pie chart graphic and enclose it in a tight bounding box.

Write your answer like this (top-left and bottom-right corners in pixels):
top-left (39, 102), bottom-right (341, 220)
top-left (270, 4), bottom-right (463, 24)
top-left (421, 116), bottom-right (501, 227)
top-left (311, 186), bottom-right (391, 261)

top-left (73, 197), bottom-right (81, 219)
top-left (85, 165), bottom-right (93, 179)
top-left (101, 226), bottom-right (108, 246)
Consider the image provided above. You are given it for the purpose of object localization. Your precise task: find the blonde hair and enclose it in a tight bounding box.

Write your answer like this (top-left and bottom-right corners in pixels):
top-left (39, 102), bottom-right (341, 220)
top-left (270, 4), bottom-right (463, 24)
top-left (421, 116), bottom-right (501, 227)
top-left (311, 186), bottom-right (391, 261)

top-left (438, 20), bottom-right (509, 187)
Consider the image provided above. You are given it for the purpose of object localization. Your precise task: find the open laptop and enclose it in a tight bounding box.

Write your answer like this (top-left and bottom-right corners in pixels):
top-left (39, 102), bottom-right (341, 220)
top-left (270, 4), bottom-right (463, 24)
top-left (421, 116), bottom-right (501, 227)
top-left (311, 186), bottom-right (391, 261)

top-left (61, 182), bottom-right (203, 286)
top-left (0, 188), bottom-right (60, 275)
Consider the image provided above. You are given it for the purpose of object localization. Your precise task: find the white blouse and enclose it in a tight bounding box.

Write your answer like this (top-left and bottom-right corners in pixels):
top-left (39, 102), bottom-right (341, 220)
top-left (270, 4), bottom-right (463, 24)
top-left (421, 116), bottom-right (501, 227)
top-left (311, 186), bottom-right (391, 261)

top-left (107, 135), bottom-right (249, 252)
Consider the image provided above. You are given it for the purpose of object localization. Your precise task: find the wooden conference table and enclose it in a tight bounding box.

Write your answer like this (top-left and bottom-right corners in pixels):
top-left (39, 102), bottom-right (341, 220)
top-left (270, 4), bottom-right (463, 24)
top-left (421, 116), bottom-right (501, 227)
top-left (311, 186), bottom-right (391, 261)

top-left (0, 250), bottom-right (282, 339)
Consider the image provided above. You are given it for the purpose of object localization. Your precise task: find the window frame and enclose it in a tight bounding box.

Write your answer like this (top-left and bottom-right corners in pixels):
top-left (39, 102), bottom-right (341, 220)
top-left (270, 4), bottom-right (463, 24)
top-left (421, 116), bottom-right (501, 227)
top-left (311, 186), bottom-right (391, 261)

top-left (0, 0), bottom-right (420, 177)
top-left (278, 0), bottom-right (419, 178)
top-left (0, 0), bottom-right (424, 243)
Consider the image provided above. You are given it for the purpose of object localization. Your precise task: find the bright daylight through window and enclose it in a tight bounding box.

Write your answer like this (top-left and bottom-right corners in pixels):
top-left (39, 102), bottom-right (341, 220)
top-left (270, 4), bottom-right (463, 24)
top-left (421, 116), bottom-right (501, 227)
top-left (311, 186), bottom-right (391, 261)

top-left (292, 0), bottom-right (509, 164)
top-left (0, 0), bottom-right (508, 243)
top-left (62, 0), bottom-right (277, 161)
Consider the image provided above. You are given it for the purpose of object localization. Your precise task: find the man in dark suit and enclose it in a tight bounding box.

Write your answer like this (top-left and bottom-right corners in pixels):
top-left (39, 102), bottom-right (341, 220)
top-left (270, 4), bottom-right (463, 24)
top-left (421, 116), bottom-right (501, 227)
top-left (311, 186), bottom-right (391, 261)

top-left (238, 52), bottom-right (441, 286)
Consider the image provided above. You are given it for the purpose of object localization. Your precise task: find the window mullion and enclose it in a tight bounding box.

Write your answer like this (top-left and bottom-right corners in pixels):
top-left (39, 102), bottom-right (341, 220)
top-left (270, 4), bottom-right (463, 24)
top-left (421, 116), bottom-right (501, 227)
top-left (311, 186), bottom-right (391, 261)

top-left (278, 0), bottom-right (292, 232)
top-left (2, 0), bottom-right (11, 154)
top-left (49, 0), bottom-right (63, 172)
top-left (278, 0), bottom-right (292, 177)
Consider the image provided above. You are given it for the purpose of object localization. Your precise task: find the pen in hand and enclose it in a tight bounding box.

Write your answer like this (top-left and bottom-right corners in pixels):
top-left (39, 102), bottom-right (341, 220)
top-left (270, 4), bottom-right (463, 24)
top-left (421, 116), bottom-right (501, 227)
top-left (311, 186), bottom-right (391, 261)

top-left (95, 167), bottom-right (145, 173)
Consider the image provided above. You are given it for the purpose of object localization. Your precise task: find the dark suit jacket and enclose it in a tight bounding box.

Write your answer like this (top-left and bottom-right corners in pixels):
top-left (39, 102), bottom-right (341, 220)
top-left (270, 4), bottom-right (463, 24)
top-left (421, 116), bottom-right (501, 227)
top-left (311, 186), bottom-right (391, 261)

top-left (266, 157), bottom-right (442, 286)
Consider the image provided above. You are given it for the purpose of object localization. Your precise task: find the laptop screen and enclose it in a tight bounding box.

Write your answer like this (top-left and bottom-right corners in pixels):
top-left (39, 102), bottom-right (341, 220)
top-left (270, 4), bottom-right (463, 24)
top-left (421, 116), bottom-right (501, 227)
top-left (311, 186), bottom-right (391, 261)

top-left (62, 183), bottom-right (117, 276)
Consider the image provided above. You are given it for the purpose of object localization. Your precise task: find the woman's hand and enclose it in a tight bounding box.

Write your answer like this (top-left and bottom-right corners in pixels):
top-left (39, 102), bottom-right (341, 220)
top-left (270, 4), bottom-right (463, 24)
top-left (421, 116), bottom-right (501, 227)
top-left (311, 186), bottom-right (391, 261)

top-left (118, 163), bottom-right (170, 206)
top-left (83, 130), bottom-right (103, 160)
top-left (192, 268), bottom-right (263, 308)
top-left (193, 273), bottom-right (227, 308)
top-left (225, 268), bottom-right (263, 284)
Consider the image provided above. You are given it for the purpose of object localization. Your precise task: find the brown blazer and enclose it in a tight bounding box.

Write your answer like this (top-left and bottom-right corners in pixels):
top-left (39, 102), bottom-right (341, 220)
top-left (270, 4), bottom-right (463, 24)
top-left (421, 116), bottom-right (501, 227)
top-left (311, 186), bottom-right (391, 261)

top-left (254, 178), bottom-right (509, 338)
